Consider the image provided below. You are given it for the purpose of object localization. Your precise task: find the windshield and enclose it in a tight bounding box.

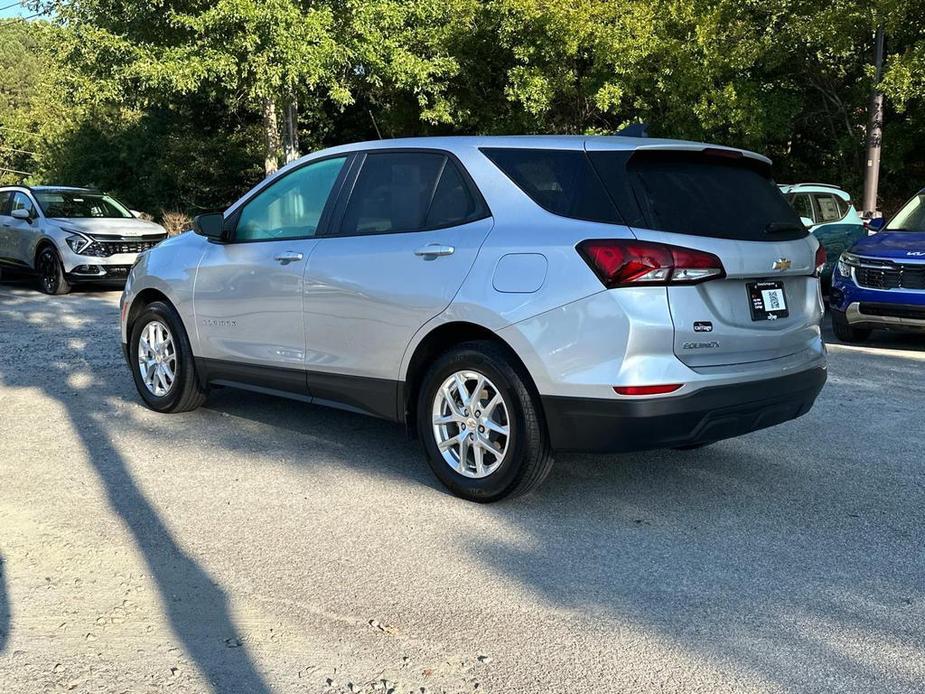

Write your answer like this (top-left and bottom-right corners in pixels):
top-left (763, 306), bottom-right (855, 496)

top-left (35, 191), bottom-right (133, 219)
top-left (885, 193), bottom-right (925, 231)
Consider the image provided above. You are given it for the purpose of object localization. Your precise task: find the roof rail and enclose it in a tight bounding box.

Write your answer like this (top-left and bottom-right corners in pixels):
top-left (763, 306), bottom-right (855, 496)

top-left (783, 182), bottom-right (844, 190)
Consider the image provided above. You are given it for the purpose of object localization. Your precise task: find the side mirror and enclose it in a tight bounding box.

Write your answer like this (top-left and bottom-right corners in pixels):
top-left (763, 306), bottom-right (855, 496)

top-left (867, 217), bottom-right (885, 232)
top-left (192, 212), bottom-right (226, 241)
top-left (11, 208), bottom-right (31, 221)
top-left (800, 216), bottom-right (814, 229)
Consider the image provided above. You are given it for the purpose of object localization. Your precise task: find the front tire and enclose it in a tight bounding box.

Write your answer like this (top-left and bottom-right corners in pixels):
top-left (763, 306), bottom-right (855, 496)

top-left (129, 301), bottom-right (207, 413)
top-left (417, 341), bottom-right (553, 502)
top-left (36, 247), bottom-right (71, 295)
top-left (831, 311), bottom-right (871, 344)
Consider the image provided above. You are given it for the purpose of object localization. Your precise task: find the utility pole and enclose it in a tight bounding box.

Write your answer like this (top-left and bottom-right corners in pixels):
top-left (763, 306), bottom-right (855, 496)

top-left (862, 25), bottom-right (885, 217)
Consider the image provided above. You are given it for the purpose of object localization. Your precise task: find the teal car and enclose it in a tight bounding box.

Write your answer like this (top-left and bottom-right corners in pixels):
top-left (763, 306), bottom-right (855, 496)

top-left (779, 183), bottom-right (867, 288)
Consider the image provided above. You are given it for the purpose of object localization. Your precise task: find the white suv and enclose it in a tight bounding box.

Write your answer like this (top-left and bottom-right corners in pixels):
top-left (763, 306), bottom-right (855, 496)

top-left (121, 136), bottom-right (827, 501)
top-left (0, 185), bottom-right (166, 294)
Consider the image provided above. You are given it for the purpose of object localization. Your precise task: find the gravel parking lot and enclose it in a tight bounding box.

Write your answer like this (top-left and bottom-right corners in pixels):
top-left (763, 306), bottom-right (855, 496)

top-left (0, 281), bottom-right (923, 694)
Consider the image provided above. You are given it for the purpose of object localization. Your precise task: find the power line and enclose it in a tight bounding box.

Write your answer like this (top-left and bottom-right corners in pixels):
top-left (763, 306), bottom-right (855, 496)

top-left (0, 166), bottom-right (33, 176)
top-left (0, 144), bottom-right (36, 156)
top-left (0, 1), bottom-right (26, 12)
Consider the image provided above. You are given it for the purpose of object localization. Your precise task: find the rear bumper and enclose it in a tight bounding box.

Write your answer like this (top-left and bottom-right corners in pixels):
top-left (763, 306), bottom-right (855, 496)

top-left (541, 366), bottom-right (827, 453)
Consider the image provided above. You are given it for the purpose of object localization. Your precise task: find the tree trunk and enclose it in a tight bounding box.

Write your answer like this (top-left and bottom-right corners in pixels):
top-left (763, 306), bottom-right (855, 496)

top-left (262, 97), bottom-right (281, 177)
top-left (862, 25), bottom-right (885, 217)
top-left (282, 96), bottom-right (300, 164)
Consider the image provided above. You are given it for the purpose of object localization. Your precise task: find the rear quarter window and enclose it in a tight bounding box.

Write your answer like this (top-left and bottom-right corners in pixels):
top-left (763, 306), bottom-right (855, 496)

top-left (480, 148), bottom-right (620, 223)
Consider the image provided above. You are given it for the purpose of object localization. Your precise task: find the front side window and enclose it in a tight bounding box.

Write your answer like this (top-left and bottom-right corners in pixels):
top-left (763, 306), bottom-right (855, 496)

top-left (0, 192), bottom-right (12, 215)
top-left (340, 152), bottom-right (446, 235)
top-left (236, 156), bottom-right (347, 242)
top-left (11, 192), bottom-right (36, 217)
top-left (35, 190), bottom-right (131, 219)
top-left (886, 193), bottom-right (925, 232)
top-left (790, 194), bottom-right (814, 222)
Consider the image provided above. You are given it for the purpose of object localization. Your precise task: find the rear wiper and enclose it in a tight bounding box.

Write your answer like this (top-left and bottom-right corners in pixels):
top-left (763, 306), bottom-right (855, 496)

top-left (766, 222), bottom-right (806, 234)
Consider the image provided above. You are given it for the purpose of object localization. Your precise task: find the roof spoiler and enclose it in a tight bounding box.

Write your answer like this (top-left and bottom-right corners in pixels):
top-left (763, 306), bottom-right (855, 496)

top-left (617, 123), bottom-right (648, 138)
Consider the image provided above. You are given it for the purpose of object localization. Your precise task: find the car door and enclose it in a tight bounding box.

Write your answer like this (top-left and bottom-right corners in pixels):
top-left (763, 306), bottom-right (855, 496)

top-left (193, 155), bottom-right (350, 392)
top-left (0, 191), bottom-right (13, 265)
top-left (303, 150), bottom-right (492, 418)
top-left (8, 192), bottom-right (41, 267)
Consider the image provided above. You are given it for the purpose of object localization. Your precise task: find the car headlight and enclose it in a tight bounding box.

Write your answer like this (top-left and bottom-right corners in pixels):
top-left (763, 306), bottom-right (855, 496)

top-left (837, 252), bottom-right (859, 277)
top-left (65, 233), bottom-right (93, 254)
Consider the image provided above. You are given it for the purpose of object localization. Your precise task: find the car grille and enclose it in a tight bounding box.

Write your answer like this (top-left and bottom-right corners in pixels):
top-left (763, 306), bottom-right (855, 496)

top-left (858, 302), bottom-right (925, 320)
top-left (87, 234), bottom-right (166, 257)
top-left (855, 260), bottom-right (925, 290)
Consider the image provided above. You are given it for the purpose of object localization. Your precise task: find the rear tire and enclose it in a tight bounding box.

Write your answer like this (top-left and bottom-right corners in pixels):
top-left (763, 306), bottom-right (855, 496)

top-left (831, 311), bottom-right (871, 344)
top-left (417, 341), bottom-right (553, 502)
top-left (36, 247), bottom-right (71, 295)
top-left (129, 301), bottom-right (207, 413)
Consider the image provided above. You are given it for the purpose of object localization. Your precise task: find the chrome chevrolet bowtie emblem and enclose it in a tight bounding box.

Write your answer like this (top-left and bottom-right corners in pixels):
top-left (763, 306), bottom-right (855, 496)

top-left (772, 258), bottom-right (792, 271)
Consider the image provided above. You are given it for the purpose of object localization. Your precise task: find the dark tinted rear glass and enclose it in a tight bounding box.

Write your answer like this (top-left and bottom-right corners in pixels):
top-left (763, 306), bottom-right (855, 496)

top-left (342, 152), bottom-right (445, 235)
top-left (590, 150), bottom-right (806, 241)
top-left (425, 159), bottom-right (482, 227)
top-left (481, 148), bottom-right (620, 223)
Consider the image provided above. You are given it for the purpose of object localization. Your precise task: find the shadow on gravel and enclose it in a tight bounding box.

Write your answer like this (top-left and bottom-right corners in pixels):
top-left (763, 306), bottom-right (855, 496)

top-left (0, 288), bottom-right (270, 694)
top-left (3, 283), bottom-right (924, 693)
top-left (0, 555), bottom-right (9, 652)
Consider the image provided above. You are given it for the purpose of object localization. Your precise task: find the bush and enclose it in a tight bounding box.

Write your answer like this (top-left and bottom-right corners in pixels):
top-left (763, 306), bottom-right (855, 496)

top-left (161, 211), bottom-right (192, 236)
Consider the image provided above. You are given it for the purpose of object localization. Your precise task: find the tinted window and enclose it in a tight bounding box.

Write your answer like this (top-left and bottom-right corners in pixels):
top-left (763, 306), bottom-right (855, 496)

top-left (482, 148), bottom-right (620, 223)
top-left (11, 192), bottom-right (36, 216)
top-left (0, 192), bottom-right (12, 215)
top-left (236, 156), bottom-right (346, 241)
top-left (425, 159), bottom-right (482, 228)
top-left (341, 152), bottom-right (445, 235)
top-left (590, 150), bottom-right (806, 241)
top-left (813, 193), bottom-right (845, 222)
top-left (790, 194), bottom-right (814, 222)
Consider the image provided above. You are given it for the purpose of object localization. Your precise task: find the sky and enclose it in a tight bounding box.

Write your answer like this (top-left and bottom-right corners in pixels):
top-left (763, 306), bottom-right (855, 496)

top-left (0, 2), bottom-right (33, 20)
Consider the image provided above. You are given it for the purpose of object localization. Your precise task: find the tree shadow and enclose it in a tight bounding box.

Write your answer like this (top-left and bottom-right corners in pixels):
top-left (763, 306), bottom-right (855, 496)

top-left (0, 287), bottom-right (270, 693)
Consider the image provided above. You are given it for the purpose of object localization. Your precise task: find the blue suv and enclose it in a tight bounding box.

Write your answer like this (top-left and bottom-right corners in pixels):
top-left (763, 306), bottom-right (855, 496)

top-left (830, 188), bottom-right (925, 342)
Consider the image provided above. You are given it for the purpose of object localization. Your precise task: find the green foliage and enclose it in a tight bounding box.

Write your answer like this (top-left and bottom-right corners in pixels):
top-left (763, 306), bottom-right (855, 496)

top-left (2, 0), bottom-right (925, 216)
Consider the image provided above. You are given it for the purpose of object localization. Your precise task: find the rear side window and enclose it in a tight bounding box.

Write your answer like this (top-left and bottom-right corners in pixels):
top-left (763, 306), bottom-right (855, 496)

top-left (813, 193), bottom-right (845, 222)
top-left (590, 150), bottom-right (807, 241)
top-left (425, 159), bottom-right (483, 228)
top-left (481, 148), bottom-right (620, 223)
top-left (341, 152), bottom-right (443, 235)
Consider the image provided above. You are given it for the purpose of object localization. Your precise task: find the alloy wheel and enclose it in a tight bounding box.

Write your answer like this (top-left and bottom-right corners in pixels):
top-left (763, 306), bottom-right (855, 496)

top-left (137, 320), bottom-right (177, 397)
top-left (39, 250), bottom-right (58, 293)
top-left (432, 370), bottom-right (510, 478)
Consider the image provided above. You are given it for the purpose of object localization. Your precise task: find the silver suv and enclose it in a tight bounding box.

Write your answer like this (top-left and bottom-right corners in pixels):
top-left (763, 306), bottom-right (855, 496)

top-left (121, 136), bottom-right (827, 501)
top-left (0, 185), bottom-right (166, 294)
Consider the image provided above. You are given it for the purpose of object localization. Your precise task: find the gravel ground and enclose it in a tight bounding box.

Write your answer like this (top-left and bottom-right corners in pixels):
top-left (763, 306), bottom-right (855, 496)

top-left (0, 280), bottom-right (923, 694)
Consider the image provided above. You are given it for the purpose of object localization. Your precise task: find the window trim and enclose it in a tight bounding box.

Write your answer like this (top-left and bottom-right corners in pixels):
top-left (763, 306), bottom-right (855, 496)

top-left (223, 153), bottom-right (355, 245)
top-left (320, 147), bottom-right (491, 239)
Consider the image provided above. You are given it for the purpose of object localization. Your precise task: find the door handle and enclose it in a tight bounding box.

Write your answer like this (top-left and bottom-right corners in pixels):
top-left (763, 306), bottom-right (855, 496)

top-left (274, 251), bottom-right (304, 264)
top-left (414, 244), bottom-right (455, 259)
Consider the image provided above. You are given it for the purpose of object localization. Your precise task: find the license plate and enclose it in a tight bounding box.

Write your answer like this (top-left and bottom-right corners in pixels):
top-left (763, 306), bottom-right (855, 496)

top-left (747, 280), bottom-right (789, 321)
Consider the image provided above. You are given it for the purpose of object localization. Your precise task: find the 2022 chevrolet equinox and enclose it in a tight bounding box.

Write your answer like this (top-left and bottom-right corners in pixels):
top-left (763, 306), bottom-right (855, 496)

top-left (121, 136), bottom-right (828, 501)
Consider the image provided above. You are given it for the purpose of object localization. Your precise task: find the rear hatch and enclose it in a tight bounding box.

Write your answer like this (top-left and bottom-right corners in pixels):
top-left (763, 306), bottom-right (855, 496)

top-left (588, 144), bottom-right (820, 368)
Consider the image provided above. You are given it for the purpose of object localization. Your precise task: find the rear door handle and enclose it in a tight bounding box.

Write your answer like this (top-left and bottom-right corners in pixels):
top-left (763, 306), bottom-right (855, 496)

top-left (414, 244), bottom-right (455, 258)
top-left (274, 251), bottom-right (304, 265)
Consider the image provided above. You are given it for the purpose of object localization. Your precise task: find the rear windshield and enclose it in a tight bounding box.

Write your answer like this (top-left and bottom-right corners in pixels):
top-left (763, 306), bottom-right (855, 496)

top-left (482, 147), bottom-right (806, 242)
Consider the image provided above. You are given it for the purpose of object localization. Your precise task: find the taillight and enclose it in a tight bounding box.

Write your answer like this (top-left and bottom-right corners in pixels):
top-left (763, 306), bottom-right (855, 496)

top-left (814, 243), bottom-right (827, 277)
top-left (577, 239), bottom-right (725, 288)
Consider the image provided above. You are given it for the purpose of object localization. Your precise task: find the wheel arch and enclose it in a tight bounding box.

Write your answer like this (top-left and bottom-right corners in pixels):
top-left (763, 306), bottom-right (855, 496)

top-left (400, 320), bottom-right (544, 439)
top-left (126, 288), bottom-right (175, 338)
top-left (33, 237), bottom-right (58, 270)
